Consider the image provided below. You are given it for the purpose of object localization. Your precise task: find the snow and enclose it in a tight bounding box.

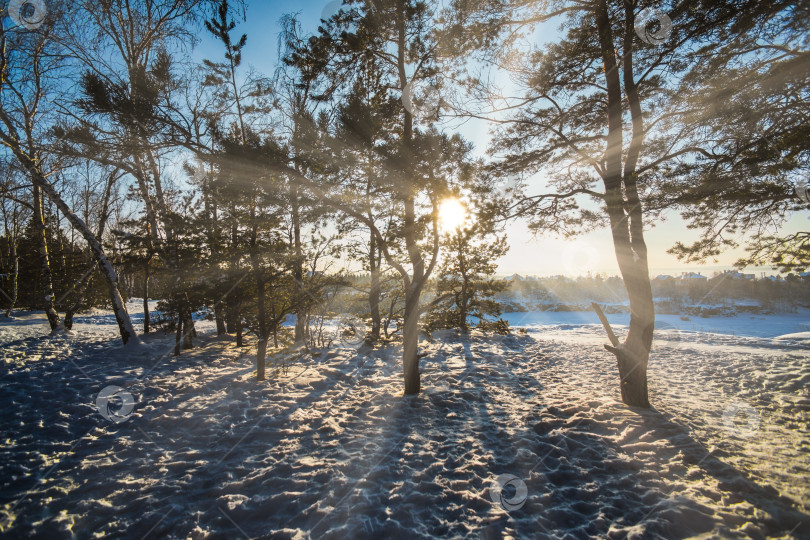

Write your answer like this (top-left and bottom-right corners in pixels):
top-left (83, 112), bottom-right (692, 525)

top-left (0, 300), bottom-right (808, 538)
top-left (775, 331), bottom-right (810, 345)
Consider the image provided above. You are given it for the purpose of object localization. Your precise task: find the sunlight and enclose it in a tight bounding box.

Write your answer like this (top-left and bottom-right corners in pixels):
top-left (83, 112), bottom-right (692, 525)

top-left (439, 198), bottom-right (467, 231)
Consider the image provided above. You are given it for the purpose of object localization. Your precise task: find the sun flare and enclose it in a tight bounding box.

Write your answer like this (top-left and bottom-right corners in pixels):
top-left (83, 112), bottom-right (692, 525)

top-left (439, 198), bottom-right (467, 231)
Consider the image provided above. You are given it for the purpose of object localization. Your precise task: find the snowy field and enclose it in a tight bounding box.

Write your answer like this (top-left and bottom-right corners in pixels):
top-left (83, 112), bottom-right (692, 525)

top-left (1, 301), bottom-right (809, 538)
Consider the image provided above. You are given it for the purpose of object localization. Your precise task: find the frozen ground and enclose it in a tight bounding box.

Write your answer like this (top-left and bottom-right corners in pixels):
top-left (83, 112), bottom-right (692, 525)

top-left (0, 301), bottom-right (808, 538)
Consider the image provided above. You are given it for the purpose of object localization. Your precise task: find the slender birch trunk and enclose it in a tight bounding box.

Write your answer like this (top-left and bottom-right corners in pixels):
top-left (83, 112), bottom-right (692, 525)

top-left (29, 170), bottom-right (137, 345)
top-left (32, 183), bottom-right (61, 331)
top-left (5, 241), bottom-right (18, 317)
top-left (143, 256), bottom-right (151, 334)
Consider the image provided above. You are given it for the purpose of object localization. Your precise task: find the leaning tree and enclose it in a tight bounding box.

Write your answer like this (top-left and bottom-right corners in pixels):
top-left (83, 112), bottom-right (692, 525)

top-left (0, 4), bottom-right (137, 342)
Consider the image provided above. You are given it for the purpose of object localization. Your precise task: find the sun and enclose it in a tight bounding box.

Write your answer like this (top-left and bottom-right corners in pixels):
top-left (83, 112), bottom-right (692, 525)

top-left (439, 198), bottom-right (467, 231)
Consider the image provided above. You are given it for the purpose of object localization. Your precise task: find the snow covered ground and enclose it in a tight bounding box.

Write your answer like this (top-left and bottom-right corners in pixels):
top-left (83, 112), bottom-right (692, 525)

top-left (1, 301), bottom-right (808, 538)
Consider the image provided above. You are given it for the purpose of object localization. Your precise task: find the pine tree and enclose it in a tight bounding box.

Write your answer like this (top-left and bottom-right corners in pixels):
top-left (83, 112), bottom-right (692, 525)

top-left (286, 0), bottom-right (476, 394)
top-left (332, 57), bottom-right (399, 343)
top-left (451, 0), bottom-right (796, 407)
top-left (652, 4), bottom-right (810, 273)
top-left (426, 216), bottom-right (509, 334)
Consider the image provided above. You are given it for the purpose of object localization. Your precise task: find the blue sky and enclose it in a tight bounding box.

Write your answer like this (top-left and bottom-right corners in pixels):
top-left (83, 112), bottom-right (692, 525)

top-left (191, 0), bottom-right (806, 277)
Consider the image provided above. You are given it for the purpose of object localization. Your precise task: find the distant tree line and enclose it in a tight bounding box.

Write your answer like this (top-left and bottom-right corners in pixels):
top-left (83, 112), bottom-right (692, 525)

top-left (502, 273), bottom-right (810, 314)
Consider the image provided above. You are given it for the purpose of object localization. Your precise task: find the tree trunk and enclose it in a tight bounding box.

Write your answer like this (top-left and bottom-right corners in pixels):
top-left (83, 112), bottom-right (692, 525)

top-left (460, 260), bottom-right (471, 333)
top-left (252, 242), bottom-right (267, 380)
top-left (32, 184), bottom-right (61, 331)
top-left (182, 297), bottom-right (194, 350)
top-left (174, 313), bottom-right (183, 356)
top-left (227, 207), bottom-right (241, 340)
top-left (64, 309), bottom-right (75, 330)
top-left (395, 1), bottom-right (428, 395)
top-left (402, 290), bottom-right (421, 395)
top-left (215, 304), bottom-right (226, 335)
top-left (183, 313), bottom-right (194, 349)
top-left (459, 304), bottom-right (469, 334)
top-left (292, 189), bottom-right (306, 344)
top-left (226, 303), bottom-right (235, 333)
top-left (4, 241), bottom-right (18, 317)
top-left (203, 178), bottom-right (226, 336)
top-left (249, 203), bottom-right (267, 379)
top-left (143, 259), bottom-right (151, 334)
top-left (369, 234), bottom-right (381, 342)
top-left (29, 170), bottom-right (138, 344)
top-left (257, 339), bottom-right (267, 381)
top-left (365, 149), bottom-right (381, 343)
top-left (595, 0), bottom-right (653, 408)
top-left (65, 261), bottom-right (96, 330)
top-left (613, 340), bottom-right (651, 407)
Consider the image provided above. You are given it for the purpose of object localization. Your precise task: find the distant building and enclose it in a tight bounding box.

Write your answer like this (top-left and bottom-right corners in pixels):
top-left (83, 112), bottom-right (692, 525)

top-left (723, 270), bottom-right (755, 280)
top-left (680, 272), bottom-right (707, 280)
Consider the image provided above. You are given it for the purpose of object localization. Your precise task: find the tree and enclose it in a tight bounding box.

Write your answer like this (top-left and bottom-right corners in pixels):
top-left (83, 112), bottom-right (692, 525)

top-left (286, 0), bottom-right (473, 394)
top-left (457, 0), bottom-right (656, 406)
top-left (201, 0), bottom-right (274, 345)
top-left (451, 0), bottom-right (797, 407)
top-left (426, 212), bottom-right (509, 334)
top-left (0, 5), bottom-right (137, 343)
top-left (276, 16), bottom-right (343, 348)
top-left (332, 55), bottom-right (400, 343)
top-left (0, 163), bottom-right (29, 317)
top-left (55, 0), bottom-right (236, 347)
top-left (221, 128), bottom-right (288, 377)
top-left (114, 203), bottom-right (157, 334)
top-left (652, 3), bottom-right (810, 273)
top-left (61, 166), bottom-right (121, 330)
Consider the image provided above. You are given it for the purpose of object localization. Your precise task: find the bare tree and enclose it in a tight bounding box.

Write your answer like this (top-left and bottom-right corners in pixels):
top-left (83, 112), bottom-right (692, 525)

top-left (0, 7), bottom-right (137, 342)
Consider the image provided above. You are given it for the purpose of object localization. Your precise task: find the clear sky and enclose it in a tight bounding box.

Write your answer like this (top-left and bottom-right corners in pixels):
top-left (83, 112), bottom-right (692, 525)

top-left (192, 0), bottom-right (807, 277)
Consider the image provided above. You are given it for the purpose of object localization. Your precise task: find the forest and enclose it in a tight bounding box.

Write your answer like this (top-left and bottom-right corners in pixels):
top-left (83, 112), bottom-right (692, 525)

top-left (1, 0), bottom-right (808, 538)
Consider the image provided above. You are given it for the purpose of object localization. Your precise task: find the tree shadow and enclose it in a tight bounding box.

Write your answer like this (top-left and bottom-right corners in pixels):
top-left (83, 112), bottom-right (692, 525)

top-left (508, 400), bottom-right (810, 539)
top-left (3, 330), bottom-right (807, 539)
